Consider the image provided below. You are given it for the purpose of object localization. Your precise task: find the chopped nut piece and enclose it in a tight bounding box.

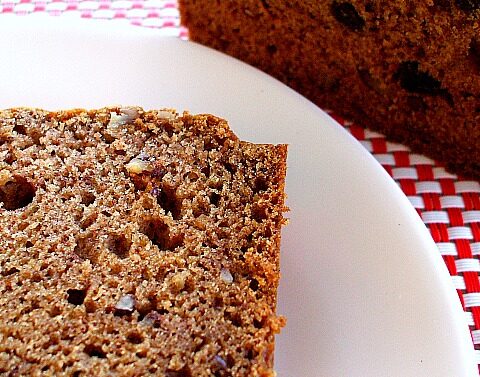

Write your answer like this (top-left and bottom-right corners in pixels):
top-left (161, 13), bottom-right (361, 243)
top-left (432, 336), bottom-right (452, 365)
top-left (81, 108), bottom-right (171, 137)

top-left (156, 110), bottom-right (176, 120)
top-left (137, 152), bottom-right (150, 161)
top-left (120, 106), bottom-right (141, 119)
top-left (108, 107), bottom-right (141, 127)
top-left (213, 355), bottom-right (227, 369)
top-left (114, 294), bottom-right (135, 315)
top-left (170, 272), bottom-right (186, 291)
top-left (140, 311), bottom-right (163, 327)
top-left (125, 158), bottom-right (153, 174)
top-left (220, 268), bottom-right (233, 284)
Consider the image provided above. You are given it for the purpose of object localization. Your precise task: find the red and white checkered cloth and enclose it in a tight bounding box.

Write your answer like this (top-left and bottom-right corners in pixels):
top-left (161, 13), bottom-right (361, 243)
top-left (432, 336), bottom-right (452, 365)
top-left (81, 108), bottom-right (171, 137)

top-left (2, 0), bottom-right (480, 372)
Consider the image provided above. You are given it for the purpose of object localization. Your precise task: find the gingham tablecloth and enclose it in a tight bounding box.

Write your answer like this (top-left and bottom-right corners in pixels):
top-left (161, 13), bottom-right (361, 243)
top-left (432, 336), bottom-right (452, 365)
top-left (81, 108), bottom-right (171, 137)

top-left (2, 0), bottom-right (480, 373)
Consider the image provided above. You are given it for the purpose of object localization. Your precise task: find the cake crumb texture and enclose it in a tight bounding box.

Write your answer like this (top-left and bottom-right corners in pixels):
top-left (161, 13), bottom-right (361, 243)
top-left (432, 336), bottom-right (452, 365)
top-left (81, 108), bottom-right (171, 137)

top-left (179, 0), bottom-right (480, 177)
top-left (0, 107), bottom-right (287, 376)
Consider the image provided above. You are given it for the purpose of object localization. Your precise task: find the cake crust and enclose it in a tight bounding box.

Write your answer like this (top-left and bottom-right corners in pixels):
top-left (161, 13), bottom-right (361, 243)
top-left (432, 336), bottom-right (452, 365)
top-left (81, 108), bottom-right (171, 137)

top-left (0, 107), bottom-right (287, 376)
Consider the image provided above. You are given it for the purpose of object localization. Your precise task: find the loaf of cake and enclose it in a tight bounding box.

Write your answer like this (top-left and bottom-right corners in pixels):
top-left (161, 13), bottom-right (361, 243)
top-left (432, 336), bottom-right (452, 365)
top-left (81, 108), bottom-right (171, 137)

top-left (0, 107), bottom-right (287, 376)
top-left (179, 0), bottom-right (480, 177)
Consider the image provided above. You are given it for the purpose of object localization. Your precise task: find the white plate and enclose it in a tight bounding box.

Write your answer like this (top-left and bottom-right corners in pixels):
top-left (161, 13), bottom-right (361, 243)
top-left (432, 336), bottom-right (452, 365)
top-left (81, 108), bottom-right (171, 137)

top-left (0, 16), bottom-right (476, 377)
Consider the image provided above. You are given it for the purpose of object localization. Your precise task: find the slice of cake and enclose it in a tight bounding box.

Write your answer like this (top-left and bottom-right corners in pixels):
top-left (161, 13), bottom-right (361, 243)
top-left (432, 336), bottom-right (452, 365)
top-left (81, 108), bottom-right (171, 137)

top-left (179, 1), bottom-right (480, 178)
top-left (0, 107), bottom-right (287, 376)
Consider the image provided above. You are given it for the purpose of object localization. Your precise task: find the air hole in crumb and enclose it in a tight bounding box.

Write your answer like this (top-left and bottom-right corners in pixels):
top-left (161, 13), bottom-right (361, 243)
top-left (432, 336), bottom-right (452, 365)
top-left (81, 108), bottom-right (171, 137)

top-left (80, 191), bottom-right (96, 206)
top-left (84, 344), bottom-right (106, 358)
top-left (0, 175), bottom-right (36, 210)
top-left (204, 137), bottom-right (217, 151)
top-left (25, 240), bottom-right (34, 248)
top-left (126, 331), bottom-right (143, 344)
top-left (253, 318), bottom-right (264, 329)
top-left (226, 354), bottom-right (235, 368)
top-left (72, 372), bottom-right (81, 377)
top-left (209, 192), bottom-right (221, 206)
top-left (106, 233), bottom-right (131, 259)
top-left (253, 176), bottom-right (269, 193)
top-left (2, 267), bottom-right (19, 276)
top-left (225, 312), bottom-right (242, 327)
top-left (156, 186), bottom-right (182, 220)
top-left (249, 279), bottom-right (259, 291)
top-left (4, 152), bottom-right (16, 164)
top-left (165, 365), bottom-right (192, 377)
top-left (67, 288), bottom-right (87, 306)
top-left (224, 162), bottom-right (236, 174)
top-left (193, 338), bottom-right (208, 353)
top-left (13, 123), bottom-right (26, 135)
top-left (246, 348), bottom-right (256, 360)
top-left (139, 217), bottom-right (183, 251)
top-left (73, 235), bottom-right (98, 263)
top-left (201, 165), bottom-right (211, 177)
top-left (252, 205), bottom-right (268, 221)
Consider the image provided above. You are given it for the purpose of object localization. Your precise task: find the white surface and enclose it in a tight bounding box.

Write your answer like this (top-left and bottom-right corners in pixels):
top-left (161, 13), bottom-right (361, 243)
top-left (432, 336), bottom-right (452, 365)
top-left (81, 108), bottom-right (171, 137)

top-left (0, 16), bottom-right (476, 377)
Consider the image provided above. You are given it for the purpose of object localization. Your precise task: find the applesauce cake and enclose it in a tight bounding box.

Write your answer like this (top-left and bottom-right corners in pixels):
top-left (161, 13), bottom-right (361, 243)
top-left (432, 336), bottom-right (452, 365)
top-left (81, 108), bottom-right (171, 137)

top-left (0, 107), bottom-right (287, 376)
top-left (180, 0), bottom-right (480, 177)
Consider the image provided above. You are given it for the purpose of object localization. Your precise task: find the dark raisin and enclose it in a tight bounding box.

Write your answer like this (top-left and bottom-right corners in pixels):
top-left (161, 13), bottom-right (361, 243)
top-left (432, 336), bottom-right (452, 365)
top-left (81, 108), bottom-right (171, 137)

top-left (331, 1), bottom-right (365, 31)
top-left (266, 44), bottom-right (277, 54)
top-left (455, 0), bottom-right (480, 12)
top-left (394, 61), bottom-right (454, 105)
top-left (394, 61), bottom-right (441, 94)
top-left (249, 278), bottom-right (260, 291)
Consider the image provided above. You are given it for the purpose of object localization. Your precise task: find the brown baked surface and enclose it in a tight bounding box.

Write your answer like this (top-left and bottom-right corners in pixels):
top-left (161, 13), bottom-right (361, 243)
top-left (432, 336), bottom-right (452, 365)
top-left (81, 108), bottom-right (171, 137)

top-left (0, 107), bottom-right (287, 376)
top-left (179, 0), bottom-right (480, 177)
